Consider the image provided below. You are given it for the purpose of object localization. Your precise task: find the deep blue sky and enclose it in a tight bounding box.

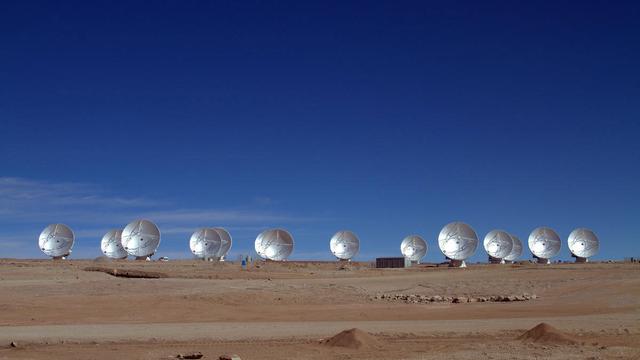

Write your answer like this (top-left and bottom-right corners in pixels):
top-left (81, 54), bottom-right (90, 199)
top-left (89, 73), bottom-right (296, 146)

top-left (1, 1), bottom-right (638, 261)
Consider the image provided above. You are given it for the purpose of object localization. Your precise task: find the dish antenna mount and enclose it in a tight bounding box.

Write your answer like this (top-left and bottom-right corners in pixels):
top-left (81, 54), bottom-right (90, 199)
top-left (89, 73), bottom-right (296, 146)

top-left (483, 230), bottom-right (514, 264)
top-left (503, 234), bottom-right (523, 263)
top-left (437, 222), bottom-right (478, 268)
top-left (568, 228), bottom-right (599, 262)
top-left (255, 229), bottom-right (294, 261)
top-left (528, 227), bottom-right (561, 264)
top-left (330, 230), bottom-right (360, 261)
top-left (400, 235), bottom-right (427, 263)
top-left (121, 219), bottom-right (161, 260)
top-left (38, 224), bottom-right (74, 259)
top-left (101, 229), bottom-right (127, 259)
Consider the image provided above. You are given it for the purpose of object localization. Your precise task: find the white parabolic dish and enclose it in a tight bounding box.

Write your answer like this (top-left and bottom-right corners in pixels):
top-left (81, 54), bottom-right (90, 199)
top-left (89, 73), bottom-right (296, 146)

top-left (212, 227), bottom-right (232, 259)
top-left (189, 228), bottom-right (222, 259)
top-left (483, 230), bottom-right (514, 259)
top-left (528, 227), bottom-right (561, 259)
top-left (121, 219), bottom-right (161, 258)
top-left (101, 229), bottom-right (127, 259)
top-left (568, 228), bottom-right (599, 259)
top-left (400, 235), bottom-right (427, 261)
top-left (255, 229), bottom-right (294, 261)
top-left (330, 230), bottom-right (360, 260)
top-left (504, 234), bottom-right (523, 262)
top-left (38, 223), bottom-right (74, 258)
top-left (438, 222), bottom-right (478, 261)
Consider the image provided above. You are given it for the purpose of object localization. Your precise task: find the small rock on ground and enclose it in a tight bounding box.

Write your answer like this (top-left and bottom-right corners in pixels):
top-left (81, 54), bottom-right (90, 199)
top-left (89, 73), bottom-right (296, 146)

top-left (219, 355), bottom-right (242, 360)
top-left (177, 352), bottom-right (203, 359)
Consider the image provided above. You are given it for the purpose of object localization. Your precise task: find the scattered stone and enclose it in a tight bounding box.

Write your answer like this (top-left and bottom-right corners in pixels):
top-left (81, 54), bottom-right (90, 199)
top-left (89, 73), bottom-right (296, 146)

top-left (177, 352), bottom-right (203, 359)
top-left (373, 293), bottom-right (536, 304)
top-left (219, 355), bottom-right (241, 360)
top-left (10, 341), bottom-right (17, 348)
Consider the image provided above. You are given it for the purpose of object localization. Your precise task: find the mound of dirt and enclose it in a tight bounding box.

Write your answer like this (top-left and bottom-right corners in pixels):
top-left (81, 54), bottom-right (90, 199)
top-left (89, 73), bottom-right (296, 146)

top-left (321, 328), bottom-right (379, 349)
top-left (83, 267), bottom-right (168, 279)
top-left (518, 323), bottom-right (578, 345)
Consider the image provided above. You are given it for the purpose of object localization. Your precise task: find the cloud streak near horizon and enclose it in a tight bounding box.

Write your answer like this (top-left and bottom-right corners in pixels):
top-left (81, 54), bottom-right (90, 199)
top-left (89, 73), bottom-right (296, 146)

top-left (0, 177), bottom-right (322, 259)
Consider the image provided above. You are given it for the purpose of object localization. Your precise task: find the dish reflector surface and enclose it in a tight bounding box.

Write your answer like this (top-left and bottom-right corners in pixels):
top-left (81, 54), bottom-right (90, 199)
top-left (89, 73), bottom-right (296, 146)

top-left (190, 228), bottom-right (222, 258)
top-left (38, 223), bottom-right (74, 258)
top-left (101, 229), bottom-right (127, 259)
top-left (330, 230), bottom-right (360, 260)
top-left (483, 230), bottom-right (514, 259)
top-left (568, 228), bottom-right (599, 258)
top-left (528, 227), bottom-right (561, 259)
top-left (121, 219), bottom-right (161, 258)
top-left (255, 229), bottom-right (294, 261)
top-left (504, 234), bottom-right (523, 261)
top-left (437, 222), bottom-right (478, 261)
top-left (212, 227), bottom-right (232, 258)
top-left (400, 235), bottom-right (427, 261)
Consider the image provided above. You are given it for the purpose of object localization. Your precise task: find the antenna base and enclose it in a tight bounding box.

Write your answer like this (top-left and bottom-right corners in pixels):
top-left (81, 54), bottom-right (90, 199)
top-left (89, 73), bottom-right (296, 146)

top-left (448, 259), bottom-right (466, 268)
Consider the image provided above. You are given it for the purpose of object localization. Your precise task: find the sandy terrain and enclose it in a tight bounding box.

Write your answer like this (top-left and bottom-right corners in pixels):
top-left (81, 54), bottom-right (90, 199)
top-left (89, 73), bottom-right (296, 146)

top-left (0, 259), bottom-right (638, 359)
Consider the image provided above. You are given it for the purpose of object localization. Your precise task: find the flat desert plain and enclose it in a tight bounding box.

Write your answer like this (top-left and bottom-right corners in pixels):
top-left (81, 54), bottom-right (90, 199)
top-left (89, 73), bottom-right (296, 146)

top-left (0, 259), bottom-right (638, 359)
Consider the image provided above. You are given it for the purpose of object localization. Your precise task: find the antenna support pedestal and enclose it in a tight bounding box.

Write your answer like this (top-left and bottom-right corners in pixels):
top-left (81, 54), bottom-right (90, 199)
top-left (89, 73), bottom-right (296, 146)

top-left (573, 255), bottom-right (588, 263)
top-left (448, 259), bottom-right (466, 268)
top-left (534, 256), bottom-right (550, 264)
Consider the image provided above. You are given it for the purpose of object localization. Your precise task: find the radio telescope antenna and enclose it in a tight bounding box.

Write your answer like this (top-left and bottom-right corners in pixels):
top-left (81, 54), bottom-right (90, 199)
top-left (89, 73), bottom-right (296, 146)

top-left (121, 219), bottom-right (161, 260)
top-left (504, 234), bottom-right (523, 263)
top-left (528, 227), bottom-right (561, 264)
top-left (400, 235), bottom-right (427, 264)
top-left (330, 230), bottom-right (360, 261)
top-left (212, 227), bottom-right (232, 261)
top-left (38, 224), bottom-right (74, 260)
top-left (568, 228), bottom-right (599, 262)
top-left (254, 229), bottom-right (294, 261)
top-left (483, 230), bottom-right (514, 264)
top-left (190, 228), bottom-right (222, 261)
top-left (101, 229), bottom-right (127, 259)
top-left (437, 222), bottom-right (478, 267)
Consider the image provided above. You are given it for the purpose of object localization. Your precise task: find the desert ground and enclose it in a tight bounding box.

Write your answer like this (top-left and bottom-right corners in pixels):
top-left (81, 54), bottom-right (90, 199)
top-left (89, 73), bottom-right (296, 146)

top-left (0, 259), bottom-right (638, 359)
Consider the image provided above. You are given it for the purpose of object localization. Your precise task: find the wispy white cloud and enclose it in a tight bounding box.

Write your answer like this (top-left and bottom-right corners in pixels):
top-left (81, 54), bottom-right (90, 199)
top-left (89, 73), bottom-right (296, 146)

top-left (0, 177), bottom-right (314, 224)
top-left (0, 177), bottom-right (157, 208)
top-left (0, 177), bottom-right (158, 222)
top-left (0, 177), bottom-right (322, 258)
top-left (139, 209), bottom-right (311, 224)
